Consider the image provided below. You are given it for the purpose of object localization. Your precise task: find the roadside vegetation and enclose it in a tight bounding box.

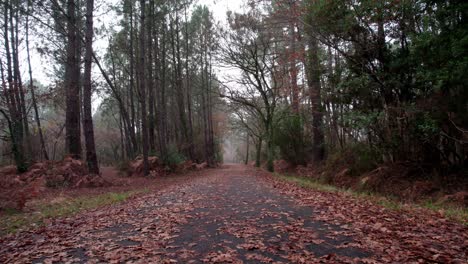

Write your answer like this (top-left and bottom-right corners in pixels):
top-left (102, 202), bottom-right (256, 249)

top-left (274, 173), bottom-right (468, 225)
top-left (1, 190), bottom-right (139, 235)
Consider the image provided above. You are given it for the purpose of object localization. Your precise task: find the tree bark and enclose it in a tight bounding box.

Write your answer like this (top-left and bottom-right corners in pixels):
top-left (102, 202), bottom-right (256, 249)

top-left (3, 1), bottom-right (26, 172)
top-left (289, 18), bottom-right (299, 114)
top-left (255, 137), bottom-right (262, 168)
top-left (147, 0), bottom-right (156, 153)
top-left (158, 20), bottom-right (168, 161)
top-left (170, 13), bottom-right (188, 154)
top-left (184, 5), bottom-right (195, 160)
top-left (244, 133), bottom-right (249, 165)
top-left (10, 4), bottom-right (31, 160)
top-left (306, 33), bottom-right (325, 162)
top-left (138, 0), bottom-right (150, 176)
top-left (82, 0), bottom-right (99, 174)
top-left (64, 0), bottom-right (82, 159)
top-left (129, 1), bottom-right (136, 153)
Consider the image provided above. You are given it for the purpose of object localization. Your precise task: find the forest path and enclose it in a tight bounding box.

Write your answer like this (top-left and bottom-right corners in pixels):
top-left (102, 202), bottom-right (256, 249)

top-left (1, 164), bottom-right (466, 263)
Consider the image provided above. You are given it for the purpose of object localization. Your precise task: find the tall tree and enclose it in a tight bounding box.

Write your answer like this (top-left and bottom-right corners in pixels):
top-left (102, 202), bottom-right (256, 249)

top-left (2, 0), bottom-right (27, 172)
top-left (305, 30), bottom-right (325, 162)
top-left (64, 0), bottom-right (82, 158)
top-left (138, 0), bottom-right (150, 175)
top-left (147, 0), bottom-right (156, 153)
top-left (82, 0), bottom-right (100, 174)
top-left (221, 9), bottom-right (280, 171)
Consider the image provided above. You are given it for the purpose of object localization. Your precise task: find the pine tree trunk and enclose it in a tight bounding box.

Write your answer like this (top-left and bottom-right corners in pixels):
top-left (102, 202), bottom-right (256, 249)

top-left (138, 0), bottom-right (149, 176)
top-left (185, 6), bottom-right (195, 161)
top-left (306, 34), bottom-right (325, 162)
top-left (65, 0), bottom-right (82, 159)
top-left (129, 1), bottom-right (136, 143)
top-left (83, 0), bottom-right (99, 174)
top-left (147, 0), bottom-right (156, 153)
top-left (10, 5), bottom-right (32, 161)
top-left (289, 19), bottom-right (299, 114)
top-left (171, 14), bottom-right (188, 154)
top-left (3, 1), bottom-right (26, 172)
top-left (158, 21), bottom-right (168, 161)
top-left (207, 52), bottom-right (215, 166)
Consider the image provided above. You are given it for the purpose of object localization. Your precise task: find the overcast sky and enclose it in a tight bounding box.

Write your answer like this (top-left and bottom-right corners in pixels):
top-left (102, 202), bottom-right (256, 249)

top-left (22, 0), bottom-right (246, 111)
top-left (28, 0), bottom-right (244, 84)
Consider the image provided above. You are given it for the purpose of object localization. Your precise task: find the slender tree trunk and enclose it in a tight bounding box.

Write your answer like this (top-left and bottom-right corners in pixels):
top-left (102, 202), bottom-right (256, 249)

top-left (147, 0), bottom-right (156, 153)
top-left (184, 5), bottom-right (194, 160)
top-left (306, 32), bottom-right (325, 162)
top-left (159, 21), bottom-right (168, 161)
top-left (119, 110), bottom-right (125, 161)
top-left (200, 43), bottom-right (209, 162)
top-left (65, 0), bottom-right (82, 159)
top-left (266, 121), bottom-right (274, 172)
top-left (244, 133), bottom-right (249, 165)
top-left (255, 137), bottom-right (262, 168)
top-left (289, 19), bottom-right (299, 114)
top-left (171, 14), bottom-right (188, 154)
top-left (11, 5), bottom-right (32, 160)
top-left (207, 52), bottom-right (215, 166)
top-left (3, 1), bottom-right (26, 172)
top-left (1, 60), bottom-right (26, 172)
top-left (26, 0), bottom-right (49, 160)
top-left (129, 2), bottom-right (136, 144)
top-left (138, 0), bottom-right (149, 176)
top-left (82, 0), bottom-right (99, 174)
top-left (108, 46), bottom-right (137, 156)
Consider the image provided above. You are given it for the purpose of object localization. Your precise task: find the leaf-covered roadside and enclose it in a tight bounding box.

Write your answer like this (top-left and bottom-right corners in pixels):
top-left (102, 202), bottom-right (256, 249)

top-left (0, 190), bottom-right (139, 235)
top-left (1, 164), bottom-right (466, 263)
top-left (0, 166), bottom-right (204, 236)
top-left (257, 169), bottom-right (468, 263)
top-left (275, 173), bottom-right (468, 225)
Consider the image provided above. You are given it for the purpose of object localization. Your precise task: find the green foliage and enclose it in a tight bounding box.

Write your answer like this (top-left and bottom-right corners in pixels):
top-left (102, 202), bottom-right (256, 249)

top-left (274, 173), bottom-right (338, 193)
top-left (326, 143), bottom-right (381, 177)
top-left (412, 113), bottom-right (440, 142)
top-left (164, 144), bottom-right (186, 168)
top-left (0, 191), bottom-right (138, 235)
top-left (343, 111), bottom-right (383, 131)
top-left (304, 0), bottom-right (468, 170)
top-left (214, 139), bottom-right (223, 164)
top-left (273, 113), bottom-right (310, 165)
top-left (148, 149), bottom-right (159, 157)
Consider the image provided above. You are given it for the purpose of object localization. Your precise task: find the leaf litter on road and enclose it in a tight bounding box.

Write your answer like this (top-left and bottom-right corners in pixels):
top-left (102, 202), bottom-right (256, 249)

top-left (1, 164), bottom-right (466, 263)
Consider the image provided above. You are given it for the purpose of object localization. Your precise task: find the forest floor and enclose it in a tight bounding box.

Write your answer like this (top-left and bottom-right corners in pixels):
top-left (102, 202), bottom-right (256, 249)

top-left (1, 164), bottom-right (467, 263)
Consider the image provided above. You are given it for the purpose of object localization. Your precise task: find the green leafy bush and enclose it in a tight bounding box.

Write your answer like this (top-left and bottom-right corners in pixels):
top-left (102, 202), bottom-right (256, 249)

top-left (273, 113), bottom-right (311, 165)
top-left (164, 144), bottom-right (186, 168)
top-left (325, 143), bottom-right (380, 177)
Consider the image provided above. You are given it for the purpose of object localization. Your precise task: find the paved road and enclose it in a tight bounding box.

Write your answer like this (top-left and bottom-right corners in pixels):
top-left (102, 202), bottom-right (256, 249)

top-left (2, 164), bottom-right (466, 263)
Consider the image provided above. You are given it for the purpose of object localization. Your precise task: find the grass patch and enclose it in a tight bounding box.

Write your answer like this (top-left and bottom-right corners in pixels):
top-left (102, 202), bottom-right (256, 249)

top-left (273, 173), bottom-right (468, 225)
top-left (274, 173), bottom-right (338, 193)
top-left (0, 190), bottom-right (144, 235)
top-left (377, 199), bottom-right (402, 210)
top-left (421, 200), bottom-right (468, 225)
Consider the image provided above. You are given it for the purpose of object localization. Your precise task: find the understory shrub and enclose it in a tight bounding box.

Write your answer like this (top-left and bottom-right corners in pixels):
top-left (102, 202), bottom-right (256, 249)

top-left (164, 144), bottom-right (186, 168)
top-left (273, 113), bottom-right (311, 165)
top-left (325, 143), bottom-right (381, 178)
